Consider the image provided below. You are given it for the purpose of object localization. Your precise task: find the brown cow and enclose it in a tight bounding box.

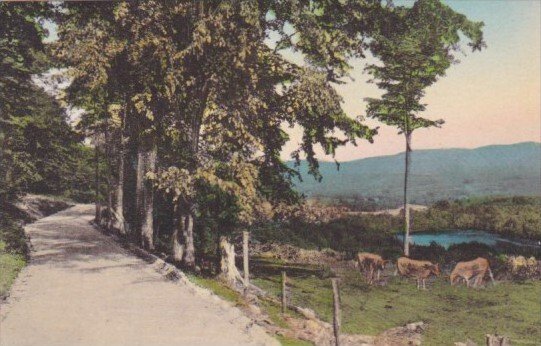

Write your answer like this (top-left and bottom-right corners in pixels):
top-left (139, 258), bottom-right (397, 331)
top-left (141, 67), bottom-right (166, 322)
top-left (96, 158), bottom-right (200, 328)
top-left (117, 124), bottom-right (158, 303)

top-left (357, 252), bottom-right (388, 284)
top-left (396, 257), bottom-right (440, 289)
top-left (450, 257), bottom-right (494, 288)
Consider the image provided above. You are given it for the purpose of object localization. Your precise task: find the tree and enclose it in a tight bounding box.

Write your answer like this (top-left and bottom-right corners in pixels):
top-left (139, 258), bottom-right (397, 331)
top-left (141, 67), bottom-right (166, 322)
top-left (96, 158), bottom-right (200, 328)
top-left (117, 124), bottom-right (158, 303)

top-left (53, 0), bottom-right (379, 270)
top-left (152, 0), bottom-right (379, 268)
top-left (0, 2), bottom-right (51, 204)
top-left (365, 0), bottom-right (485, 256)
top-left (1, 3), bottom-right (97, 210)
top-left (54, 2), bottom-right (133, 234)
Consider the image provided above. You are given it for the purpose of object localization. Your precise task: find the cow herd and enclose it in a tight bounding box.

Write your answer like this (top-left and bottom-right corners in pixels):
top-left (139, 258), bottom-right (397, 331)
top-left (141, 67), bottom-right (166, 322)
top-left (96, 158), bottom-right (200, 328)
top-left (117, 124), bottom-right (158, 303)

top-left (356, 252), bottom-right (494, 289)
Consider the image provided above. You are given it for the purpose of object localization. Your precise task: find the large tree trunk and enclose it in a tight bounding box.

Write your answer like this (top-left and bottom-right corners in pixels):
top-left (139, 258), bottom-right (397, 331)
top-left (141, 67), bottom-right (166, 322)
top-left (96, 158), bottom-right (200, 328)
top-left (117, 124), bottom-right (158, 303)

top-left (115, 132), bottom-right (126, 234)
top-left (172, 207), bottom-right (186, 263)
top-left (183, 211), bottom-right (196, 268)
top-left (115, 100), bottom-right (129, 235)
top-left (140, 140), bottom-right (156, 250)
top-left (218, 236), bottom-right (243, 287)
top-left (107, 190), bottom-right (113, 229)
top-left (135, 137), bottom-right (146, 245)
top-left (403, 132), bottom-right (412, 256)
top-left (105, 124), bottom-right (113, 230)
top-left (94, 136), bottom-right (101, 224)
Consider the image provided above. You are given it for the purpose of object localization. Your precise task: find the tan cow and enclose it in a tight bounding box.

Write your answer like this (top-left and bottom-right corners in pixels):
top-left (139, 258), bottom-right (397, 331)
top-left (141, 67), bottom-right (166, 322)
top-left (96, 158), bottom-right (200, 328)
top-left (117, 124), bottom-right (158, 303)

top-left (357, 252), bottom-right (388, 284)
top-left (396, 257), bottom-right (440, 289)
top-left (450, 257), bottom-right (494, 288)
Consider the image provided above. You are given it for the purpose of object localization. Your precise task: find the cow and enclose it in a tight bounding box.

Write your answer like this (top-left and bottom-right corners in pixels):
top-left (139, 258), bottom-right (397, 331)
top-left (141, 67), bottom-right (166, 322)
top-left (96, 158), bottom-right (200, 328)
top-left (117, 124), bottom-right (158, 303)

top-left (356, 252), bottom-right (388, 284)
top-left (508, 255), bottom-right (528, 274)
top-left (450, 257), bottom-right (494, 288)
top-left (396, 257), bottom-right (440, 290)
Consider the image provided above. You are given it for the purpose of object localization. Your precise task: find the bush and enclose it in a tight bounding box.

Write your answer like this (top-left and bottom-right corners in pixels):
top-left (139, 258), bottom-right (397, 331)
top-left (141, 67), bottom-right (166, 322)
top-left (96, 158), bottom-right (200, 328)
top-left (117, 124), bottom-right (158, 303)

top-left (412, 196), bottom-right (541, 240)
top-left (251, 215), bottom-right (403, 261)
top-left (0, 215), bottom-right (28, 258)
top-left (410, 241), bottom-right (446, 263)
top-left (445, 242), bottom-right (496, 264)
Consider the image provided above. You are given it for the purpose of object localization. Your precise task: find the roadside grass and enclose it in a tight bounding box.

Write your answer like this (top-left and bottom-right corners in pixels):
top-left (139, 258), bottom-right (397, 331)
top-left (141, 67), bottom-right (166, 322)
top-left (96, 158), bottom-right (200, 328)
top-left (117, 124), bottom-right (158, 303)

top-left (0, 241), bottom-right (26, 299)
top-left (0, 216), bottom-right (28, 300)
top-left (186, 273), bottom-right (314, 346)
top-left (0, 194), bottom-right (74, 300)
top-left (252, 257), bottom-right (541, 346)
top-left (187, 274), bottom-right (246, 306)
top-left (274, 335), bottom-right (313, 346)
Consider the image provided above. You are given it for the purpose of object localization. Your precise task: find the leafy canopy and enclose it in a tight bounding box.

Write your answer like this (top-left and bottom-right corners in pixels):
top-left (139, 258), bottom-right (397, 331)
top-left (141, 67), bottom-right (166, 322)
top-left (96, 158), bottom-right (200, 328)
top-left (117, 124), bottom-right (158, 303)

top-left (365, 0), bottom-right (485, 134)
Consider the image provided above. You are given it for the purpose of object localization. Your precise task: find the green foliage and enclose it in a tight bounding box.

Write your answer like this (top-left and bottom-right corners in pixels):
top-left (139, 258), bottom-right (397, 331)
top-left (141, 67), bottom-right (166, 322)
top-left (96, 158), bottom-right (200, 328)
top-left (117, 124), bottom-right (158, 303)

top-left (250, 196), bottom-right (541, 264)
top-left (364, 0), bottom-right (485, 254)
top-left (0, 211), bottom-right (28, 299)
top-left (0, 214), bottom-right (28, 259)
top-left (186, 274), bottom-right (245, 306)
top-left (1, 3), bottom-right (94, 204)
top-left (54, 0), bottom-right (381, 258)
top-left (1, 84), bottom-right (97, 203)
top-left (6, 1), bottom-right (491, 269)
top-left (62, 144), bottom-right (102, 203)
top-left (0, 2), bottom-right (50, 115)
top-left (1, 2), bottom-right (51, 202)
top-left (412, 196), bottom-right (541, 239)
top-left (252, 215), bottom-right (403, 259)
top-left (0, 250), bottom-right (26, 299)
top-left (366, 0), bottom-right (484, 135)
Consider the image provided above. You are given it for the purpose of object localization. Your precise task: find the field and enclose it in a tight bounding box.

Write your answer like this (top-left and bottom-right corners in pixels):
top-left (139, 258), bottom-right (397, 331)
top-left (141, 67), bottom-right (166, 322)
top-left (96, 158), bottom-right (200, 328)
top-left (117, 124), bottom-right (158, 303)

top-left (251, 258), bottom-right (541, 346)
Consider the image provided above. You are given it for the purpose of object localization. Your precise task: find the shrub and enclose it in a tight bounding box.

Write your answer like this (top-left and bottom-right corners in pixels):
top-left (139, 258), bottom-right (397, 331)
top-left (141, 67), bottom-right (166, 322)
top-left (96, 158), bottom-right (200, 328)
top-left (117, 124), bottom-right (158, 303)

top-left (410, 242), bottom-right (446, 263)
top-left (0, 215), bottom-right (28, 258)
top-left (445, 242), bottom-right (495, 264)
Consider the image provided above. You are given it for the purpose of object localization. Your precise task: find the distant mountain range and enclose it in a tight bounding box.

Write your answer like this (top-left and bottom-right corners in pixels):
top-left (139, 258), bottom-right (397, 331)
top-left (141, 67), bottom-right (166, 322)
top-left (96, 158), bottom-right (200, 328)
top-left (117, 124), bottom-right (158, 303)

top-left (290, 142), bottom-right (541, 207)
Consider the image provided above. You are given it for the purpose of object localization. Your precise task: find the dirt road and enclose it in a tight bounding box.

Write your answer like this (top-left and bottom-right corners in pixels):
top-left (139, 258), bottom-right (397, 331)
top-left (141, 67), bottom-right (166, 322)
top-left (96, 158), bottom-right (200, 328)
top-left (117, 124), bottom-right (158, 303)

top-left (0, 205), bottom-right (278, 346)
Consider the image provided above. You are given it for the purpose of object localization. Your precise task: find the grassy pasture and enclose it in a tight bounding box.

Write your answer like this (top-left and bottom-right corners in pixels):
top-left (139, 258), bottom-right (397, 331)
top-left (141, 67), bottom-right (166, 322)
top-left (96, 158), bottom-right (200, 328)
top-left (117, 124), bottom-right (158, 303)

top-left (251, 258), bottom-right (541, 346)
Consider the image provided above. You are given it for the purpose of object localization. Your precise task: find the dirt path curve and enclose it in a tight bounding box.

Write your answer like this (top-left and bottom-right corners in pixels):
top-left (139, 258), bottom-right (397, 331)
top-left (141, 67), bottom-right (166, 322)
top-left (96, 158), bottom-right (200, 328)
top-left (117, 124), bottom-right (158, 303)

top-left (0, 204), bottom-right (278, 346)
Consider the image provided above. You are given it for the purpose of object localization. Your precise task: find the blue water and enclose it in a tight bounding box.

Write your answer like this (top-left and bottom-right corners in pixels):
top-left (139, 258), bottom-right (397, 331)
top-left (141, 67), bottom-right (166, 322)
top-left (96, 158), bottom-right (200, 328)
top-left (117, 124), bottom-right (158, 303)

top-left (397, 230), bottom-right (541, 249)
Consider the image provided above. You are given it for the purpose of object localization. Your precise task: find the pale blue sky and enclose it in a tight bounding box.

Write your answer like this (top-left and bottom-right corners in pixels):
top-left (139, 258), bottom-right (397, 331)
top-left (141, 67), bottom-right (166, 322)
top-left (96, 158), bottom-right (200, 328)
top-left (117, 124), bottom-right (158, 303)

top-left (283, 0), bottom-right (541, 161)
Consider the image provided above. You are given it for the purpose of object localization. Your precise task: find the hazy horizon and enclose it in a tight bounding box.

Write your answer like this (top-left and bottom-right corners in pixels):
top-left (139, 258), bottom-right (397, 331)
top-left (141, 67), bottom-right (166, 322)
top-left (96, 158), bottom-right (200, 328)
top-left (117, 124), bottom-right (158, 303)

top-left (294, 140), bottom-right (541, 163)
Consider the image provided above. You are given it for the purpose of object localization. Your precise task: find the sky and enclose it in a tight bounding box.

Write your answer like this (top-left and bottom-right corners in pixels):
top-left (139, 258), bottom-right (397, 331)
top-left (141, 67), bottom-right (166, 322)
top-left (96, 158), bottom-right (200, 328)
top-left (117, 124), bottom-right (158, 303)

top-left (281, 0), bottom-right (541, 162)
top-left (42, 1), bottom-right (540, 162)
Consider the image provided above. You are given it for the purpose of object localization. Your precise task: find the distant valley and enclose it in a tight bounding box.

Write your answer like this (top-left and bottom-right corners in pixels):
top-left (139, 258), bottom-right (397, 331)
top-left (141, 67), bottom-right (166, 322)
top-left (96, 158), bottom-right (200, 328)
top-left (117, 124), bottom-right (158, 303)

top-left (290, 142), bottom-right (541, 207)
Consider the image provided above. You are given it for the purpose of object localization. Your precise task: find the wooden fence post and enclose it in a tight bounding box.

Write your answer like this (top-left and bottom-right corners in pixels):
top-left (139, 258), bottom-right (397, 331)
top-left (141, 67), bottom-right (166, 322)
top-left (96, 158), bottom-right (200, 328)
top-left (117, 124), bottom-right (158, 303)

top-left (281, 271), bottom-right (287, 314)
top-left (332, 278), bottom-right (341, 346)
top-left (243, 231), bottom-right (250, 287)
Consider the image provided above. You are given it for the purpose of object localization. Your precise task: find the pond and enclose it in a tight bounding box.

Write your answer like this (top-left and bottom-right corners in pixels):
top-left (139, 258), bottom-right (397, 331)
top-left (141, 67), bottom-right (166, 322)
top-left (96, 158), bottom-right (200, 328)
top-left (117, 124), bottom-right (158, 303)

top-left (396, 230), bottom-right (541, 250)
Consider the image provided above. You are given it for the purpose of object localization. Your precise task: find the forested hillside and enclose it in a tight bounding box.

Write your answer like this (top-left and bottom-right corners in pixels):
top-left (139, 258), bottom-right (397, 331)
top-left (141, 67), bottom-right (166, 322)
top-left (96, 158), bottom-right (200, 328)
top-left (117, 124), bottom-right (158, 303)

top-left (412, 196), bottom-right (541, 240)
top-left (292, 142), bottom-right (541, 207)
